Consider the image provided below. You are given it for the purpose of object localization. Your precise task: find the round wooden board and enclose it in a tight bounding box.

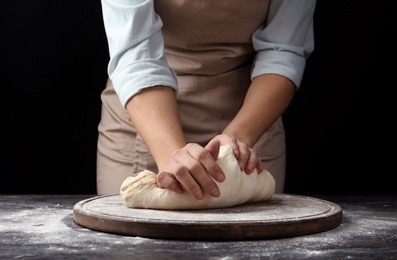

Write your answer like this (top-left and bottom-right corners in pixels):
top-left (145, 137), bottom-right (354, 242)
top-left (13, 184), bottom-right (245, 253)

top-left (73, 194), bottom-right (342, 240)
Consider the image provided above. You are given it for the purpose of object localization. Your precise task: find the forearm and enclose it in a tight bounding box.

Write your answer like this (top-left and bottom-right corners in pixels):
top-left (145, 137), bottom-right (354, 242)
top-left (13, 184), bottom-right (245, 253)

top-left (126, 86), bottom-right (186, 170)
top-left (223, 74), bottom-right (295, 147)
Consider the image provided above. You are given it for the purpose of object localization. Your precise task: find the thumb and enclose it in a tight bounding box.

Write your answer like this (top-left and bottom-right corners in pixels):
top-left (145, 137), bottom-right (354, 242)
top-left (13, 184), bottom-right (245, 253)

top-left (205, 138), bottom-right (221, 160)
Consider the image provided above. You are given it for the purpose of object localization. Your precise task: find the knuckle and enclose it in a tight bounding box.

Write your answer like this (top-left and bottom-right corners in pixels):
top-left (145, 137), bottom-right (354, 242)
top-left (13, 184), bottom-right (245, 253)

top-left (170, 149), bottom-right (183, 159)
top-left (172, 165), bottom-right (189, 180)
top-left (195, 149), bottom-right (209, 161)
top-left (186, 143), bottom-right (198, 150)
top-left (156, 172), bottom-right (168, 183)
top-left (240, 143), bottom-right (248, 150)
top-left (187, 160), bottom-right (202, 173)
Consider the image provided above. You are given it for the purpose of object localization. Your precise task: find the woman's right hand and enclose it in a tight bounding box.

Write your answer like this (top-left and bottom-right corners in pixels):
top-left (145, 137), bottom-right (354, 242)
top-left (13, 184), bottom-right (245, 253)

top-left (156, 139), bottom-right (225, 200)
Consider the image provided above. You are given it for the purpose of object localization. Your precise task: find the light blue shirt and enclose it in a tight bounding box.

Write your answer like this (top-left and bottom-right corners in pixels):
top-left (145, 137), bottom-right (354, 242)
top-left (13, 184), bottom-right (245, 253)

top-left (101, 0), bottom-right (316, 107)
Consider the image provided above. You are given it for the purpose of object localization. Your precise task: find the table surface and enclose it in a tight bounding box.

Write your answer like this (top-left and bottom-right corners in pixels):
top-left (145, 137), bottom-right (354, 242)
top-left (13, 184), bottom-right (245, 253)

top-left (1, 194), bottom-right (396, 259)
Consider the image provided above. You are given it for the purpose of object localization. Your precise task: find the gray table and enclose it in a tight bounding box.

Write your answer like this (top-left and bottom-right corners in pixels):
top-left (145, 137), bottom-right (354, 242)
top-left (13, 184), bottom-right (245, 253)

top-left (1, 194), bottom-right (396, 259)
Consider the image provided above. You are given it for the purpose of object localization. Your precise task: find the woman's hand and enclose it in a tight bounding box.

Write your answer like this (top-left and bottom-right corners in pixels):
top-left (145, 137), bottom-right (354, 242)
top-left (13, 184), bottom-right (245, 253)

top-left (156, 139), bottom-right (225, 200)
top-left (214, 134), bottom-right (263, 175)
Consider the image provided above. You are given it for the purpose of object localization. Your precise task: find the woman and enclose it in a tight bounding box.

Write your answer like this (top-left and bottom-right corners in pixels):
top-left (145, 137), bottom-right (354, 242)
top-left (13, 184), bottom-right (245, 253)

top-left (97, 0), bottom-right (316, 197)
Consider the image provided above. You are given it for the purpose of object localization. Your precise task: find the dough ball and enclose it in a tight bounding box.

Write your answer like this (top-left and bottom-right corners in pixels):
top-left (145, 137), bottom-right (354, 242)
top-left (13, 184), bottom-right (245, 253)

top-left (120, 145), bottom-right (275, 210)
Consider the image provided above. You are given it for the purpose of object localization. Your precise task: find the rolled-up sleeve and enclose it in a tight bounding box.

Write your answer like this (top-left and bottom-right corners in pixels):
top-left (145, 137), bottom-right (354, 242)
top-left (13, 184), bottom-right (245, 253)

top-left (251, 0), bottom-right (316, 89)
top-left (101, 0), bottom-right (178, 107)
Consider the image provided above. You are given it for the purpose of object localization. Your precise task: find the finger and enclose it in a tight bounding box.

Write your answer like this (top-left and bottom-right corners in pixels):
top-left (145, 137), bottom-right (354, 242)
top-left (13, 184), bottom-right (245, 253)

top-left (191, 142), bottom-right (224, 183)
top-left (216, 134), bottom-right (240, 159)
top-left (169, 148), bottom-right (208, 199)
top-left (244, 148), bottom-right (258, 174)
top-left (156, 171), bottom-right (185, 194)
top-left (185, 145), bottom-right (222, 198)
top-left (204, 139), bottom-right (225, 183)
top-left (256, 160), bottom-right (263, 173)
top-left (173, 166), bottom-right (206, 200)
top-left (188, 166), bottom-right (221, 198)
top-left (205, 138), bottom-right (221, 160)
top-left (236, 142), bottom-right (250, 171)
top-left (227, 139), bottom-right (240, 160)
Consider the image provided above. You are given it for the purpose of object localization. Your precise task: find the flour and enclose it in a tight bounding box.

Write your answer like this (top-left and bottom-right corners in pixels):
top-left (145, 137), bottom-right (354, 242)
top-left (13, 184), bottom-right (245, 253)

top-left (1, 195), bottom-right (396, 259)
top-left (0, 205), bottom-right (148, 250)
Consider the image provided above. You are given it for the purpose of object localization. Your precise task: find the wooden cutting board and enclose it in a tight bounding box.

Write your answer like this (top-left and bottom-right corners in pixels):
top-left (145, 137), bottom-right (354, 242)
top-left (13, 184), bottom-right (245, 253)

top-left (73, 194), bottom-right (342, 240)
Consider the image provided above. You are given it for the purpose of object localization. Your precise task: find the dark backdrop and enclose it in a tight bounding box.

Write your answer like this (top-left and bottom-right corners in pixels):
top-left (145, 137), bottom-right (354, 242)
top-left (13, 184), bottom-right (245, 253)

top-left (1, 1), bottom-right (395, 195)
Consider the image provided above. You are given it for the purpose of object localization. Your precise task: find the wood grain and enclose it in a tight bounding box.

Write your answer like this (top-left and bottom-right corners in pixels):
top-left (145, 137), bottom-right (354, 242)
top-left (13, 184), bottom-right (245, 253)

top-left (73, 194), bottom-right (342, 240)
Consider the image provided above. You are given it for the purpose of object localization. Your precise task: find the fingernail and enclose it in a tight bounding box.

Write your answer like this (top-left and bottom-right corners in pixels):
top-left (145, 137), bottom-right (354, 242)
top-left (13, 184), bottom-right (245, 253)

top-left (245, 168), bottom-right (252, 174)
top-left (195, 190), bottom-right (204, 200)
top-left (215, 172), bottom-right (225, 182)
top-left (210, 187), bottom-right (220, 198)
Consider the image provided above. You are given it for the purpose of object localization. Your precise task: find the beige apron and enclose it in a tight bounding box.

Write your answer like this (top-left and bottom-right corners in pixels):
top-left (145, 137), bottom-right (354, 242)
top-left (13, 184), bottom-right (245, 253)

top-left (97, 0), bottom-right (286, 194)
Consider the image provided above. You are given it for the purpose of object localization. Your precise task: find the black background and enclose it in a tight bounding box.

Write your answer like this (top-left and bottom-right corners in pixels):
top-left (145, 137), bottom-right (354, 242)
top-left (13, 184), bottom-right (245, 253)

top-left (1, 1), bottom-right (395, 195)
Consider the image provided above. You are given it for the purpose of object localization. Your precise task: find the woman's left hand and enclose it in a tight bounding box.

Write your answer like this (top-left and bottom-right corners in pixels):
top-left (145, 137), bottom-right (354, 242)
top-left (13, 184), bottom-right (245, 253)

top-left (212, 134), bottom-right (263, 174)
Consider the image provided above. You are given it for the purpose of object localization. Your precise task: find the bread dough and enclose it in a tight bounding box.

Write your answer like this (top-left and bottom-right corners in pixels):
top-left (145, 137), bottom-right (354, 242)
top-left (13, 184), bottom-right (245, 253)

top-left (120, 145), bottom-right (275, 210)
